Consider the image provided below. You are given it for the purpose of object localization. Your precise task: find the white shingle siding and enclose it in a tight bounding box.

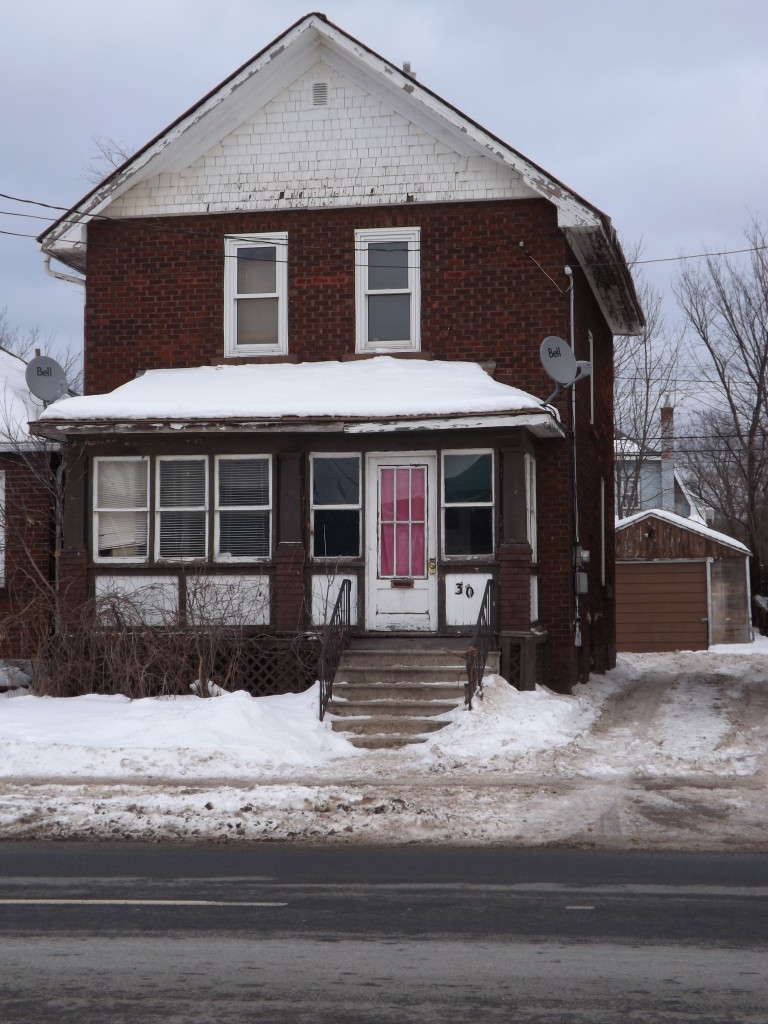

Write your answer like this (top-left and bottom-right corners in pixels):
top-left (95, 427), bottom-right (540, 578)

top-left (109, 63), bottom-right (535, 217)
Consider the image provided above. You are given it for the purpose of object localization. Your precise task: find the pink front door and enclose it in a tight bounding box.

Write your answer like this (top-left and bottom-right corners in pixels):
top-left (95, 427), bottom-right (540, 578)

top-left (378, 465), bottom-right (427, 580)
top-left (366, 454), bottom-right (437, 631)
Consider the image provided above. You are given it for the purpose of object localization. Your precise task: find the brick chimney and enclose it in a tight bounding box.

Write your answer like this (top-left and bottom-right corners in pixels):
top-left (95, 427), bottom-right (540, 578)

top-left (660, 405), bottom-right (675, 512)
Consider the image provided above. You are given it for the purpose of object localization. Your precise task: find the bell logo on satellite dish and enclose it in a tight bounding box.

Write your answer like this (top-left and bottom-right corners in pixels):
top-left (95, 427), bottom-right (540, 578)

top-left (540, 336), bottom-right (578, 385)
top-left (539, 336), bottom-right (591, 403)
top-left (25, 356), bottom-right (69, 404)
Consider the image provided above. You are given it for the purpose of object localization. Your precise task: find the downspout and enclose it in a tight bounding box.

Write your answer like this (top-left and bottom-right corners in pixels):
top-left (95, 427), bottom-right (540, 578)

top-left (43, 254), bottom-right (85, 288)
top-left (564, 265), bottom-right (582, 648)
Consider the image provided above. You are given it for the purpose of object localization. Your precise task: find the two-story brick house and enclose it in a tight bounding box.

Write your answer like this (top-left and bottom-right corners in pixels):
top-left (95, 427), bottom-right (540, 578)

top-left (34, 13), bottom-right (642, 693)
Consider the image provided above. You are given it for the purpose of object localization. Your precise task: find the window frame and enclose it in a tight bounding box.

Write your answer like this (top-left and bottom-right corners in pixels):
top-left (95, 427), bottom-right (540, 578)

top-left (355, 227), bottom-right (420, 353)
top-left (224, 232), bottom-right (288, 357)
top-left (214, 454), bottom-right (272, 563)
top-left (154, 455), bottom-right (209, 563)
top-left (309, 453), bottom-right (362, 561)
top-left (441, 449), bottom-right (495, 560)
top-left (93, 456), bottom-right (150, 565)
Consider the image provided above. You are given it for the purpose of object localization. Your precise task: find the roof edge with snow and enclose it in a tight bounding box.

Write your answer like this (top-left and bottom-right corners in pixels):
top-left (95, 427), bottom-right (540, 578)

top-left (615, 508), bottom-right (750, 554)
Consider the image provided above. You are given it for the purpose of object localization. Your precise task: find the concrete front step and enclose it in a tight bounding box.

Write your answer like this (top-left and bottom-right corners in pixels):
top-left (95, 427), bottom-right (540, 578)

top-left (332, 681), bottom-right (464, 702)
top-left (330, 715), bottom-right (449, 736)
top-left (344, 734), bottom-right (430, 750)
top-left (327, 640), bottom-right (497, 749)
top-left (337, 666), bottom-right (468, 684)
top-left (330, 698), bottom-right (458, 718)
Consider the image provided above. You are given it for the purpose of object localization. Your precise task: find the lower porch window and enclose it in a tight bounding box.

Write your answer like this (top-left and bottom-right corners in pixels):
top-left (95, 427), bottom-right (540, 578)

top-left (442, 451), bottom-right (494, 557)
top-left (311, 455), bottom-right (361, 558)
top-left (94, 457), bottom-right (149, 561)
top-left (93, 454), bottom-right (272, 564)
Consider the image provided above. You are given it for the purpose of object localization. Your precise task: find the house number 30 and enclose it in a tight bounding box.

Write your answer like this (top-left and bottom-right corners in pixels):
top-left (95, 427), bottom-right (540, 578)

top-left (455, 582), bottom-right (475, 598)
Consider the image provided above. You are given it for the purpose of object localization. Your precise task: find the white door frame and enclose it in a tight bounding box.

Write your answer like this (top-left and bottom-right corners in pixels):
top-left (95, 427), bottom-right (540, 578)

top-left (365, 451), bottom-right (438, 632)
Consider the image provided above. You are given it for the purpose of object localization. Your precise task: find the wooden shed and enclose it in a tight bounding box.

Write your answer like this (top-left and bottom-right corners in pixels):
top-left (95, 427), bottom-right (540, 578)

top-left (615, 510), bottom-right (752, 652)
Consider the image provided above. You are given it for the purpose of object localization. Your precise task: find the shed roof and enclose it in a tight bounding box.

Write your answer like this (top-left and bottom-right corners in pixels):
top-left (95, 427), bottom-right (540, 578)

top-left (616, 508), bottom-right (749, 555)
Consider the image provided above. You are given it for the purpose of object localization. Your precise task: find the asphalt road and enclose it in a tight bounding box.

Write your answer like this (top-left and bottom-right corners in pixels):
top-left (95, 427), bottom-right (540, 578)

top-left (1, 843), bottom-right (767, 1022)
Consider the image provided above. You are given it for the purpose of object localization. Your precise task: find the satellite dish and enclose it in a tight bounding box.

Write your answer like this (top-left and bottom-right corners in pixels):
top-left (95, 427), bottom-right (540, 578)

top-left (25, 356), bottom-right (69, 403)
top-left (539, 336), bottom-right (577, 386)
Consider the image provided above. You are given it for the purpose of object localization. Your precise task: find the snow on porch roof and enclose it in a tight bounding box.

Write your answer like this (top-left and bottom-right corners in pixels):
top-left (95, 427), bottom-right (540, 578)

top-left (34, 357), bottom-right (562, 437)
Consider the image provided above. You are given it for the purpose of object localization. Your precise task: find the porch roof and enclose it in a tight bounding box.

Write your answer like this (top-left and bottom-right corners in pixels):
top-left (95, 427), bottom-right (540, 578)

top-left (32, 358), bottom-right (564, 439)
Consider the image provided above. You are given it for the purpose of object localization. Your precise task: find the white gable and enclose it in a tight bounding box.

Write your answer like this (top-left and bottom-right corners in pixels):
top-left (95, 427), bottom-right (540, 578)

top-left (39, 13), bottom-right (644, 334)
top-left (109, 61), bottom-right (536, 217)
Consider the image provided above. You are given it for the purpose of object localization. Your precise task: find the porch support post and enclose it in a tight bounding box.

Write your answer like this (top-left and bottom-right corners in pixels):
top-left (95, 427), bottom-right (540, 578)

top-left (499, 447), bottom-right (532, 631)
top-left (58, 447), bottom-right (89, 629)
top-left (274, 452), bottom-right (306, 631)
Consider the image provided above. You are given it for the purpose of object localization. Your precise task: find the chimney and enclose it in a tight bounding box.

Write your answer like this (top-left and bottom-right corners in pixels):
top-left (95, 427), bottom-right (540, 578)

top-left (661, 405), bottom-right (675, 512)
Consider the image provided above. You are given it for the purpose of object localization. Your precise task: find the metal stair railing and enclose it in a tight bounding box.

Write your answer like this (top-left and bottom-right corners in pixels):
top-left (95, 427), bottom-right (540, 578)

top-left (317, 578), bottom-right (352, 721)
top-left (465, 578), bottom-right (494, 710)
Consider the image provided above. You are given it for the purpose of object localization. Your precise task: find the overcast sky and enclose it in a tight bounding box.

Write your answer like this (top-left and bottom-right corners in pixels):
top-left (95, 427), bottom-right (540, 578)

top-left (1, 0), bottom-right (766, 367)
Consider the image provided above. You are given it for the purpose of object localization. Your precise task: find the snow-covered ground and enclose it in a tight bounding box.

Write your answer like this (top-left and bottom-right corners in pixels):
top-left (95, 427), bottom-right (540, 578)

top-left (2, 639), bottom-right (767, 850)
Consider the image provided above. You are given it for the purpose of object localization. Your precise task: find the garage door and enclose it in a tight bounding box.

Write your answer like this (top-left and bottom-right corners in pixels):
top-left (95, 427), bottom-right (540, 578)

top-left (616, 561), bottom-right (708, 652)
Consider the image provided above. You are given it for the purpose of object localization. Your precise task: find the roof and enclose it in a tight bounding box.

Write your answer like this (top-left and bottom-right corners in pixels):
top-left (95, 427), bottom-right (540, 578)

top-left (0, 347), bottom-right (47, 450)
top-left (32, 357), bottom-right (564, 439)
top-left (37, 13), bottom-right (643, 336)
top-left (615, 508), bottom-right (750, 554)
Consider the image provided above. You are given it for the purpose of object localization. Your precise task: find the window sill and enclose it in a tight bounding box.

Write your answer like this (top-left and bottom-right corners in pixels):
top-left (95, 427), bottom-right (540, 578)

top-left (343, 351), bottom-right (431, 361)
top-left (218, 354), bottom-right (298, 365)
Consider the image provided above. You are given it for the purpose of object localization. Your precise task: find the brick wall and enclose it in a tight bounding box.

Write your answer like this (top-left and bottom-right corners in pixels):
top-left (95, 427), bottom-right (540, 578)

top-left (0, 453), bottom-right (56, 659)
top-left (84, 198), bottom-right (571, 394)
top-left (78, 197), bottom-right (617, 691)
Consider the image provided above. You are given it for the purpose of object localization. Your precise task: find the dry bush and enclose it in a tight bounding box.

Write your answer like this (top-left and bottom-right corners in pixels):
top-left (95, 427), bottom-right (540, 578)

top-left (6, 579), bottom-right (321, 700)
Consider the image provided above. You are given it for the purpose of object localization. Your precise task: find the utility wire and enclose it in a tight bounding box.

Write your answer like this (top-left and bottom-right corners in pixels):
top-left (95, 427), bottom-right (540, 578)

top-left (1, 190), bottom-right (767, 272)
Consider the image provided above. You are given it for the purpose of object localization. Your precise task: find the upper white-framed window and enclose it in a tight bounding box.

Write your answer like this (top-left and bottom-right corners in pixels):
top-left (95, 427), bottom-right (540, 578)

top-left (224, 232), bottom-right (288, 356)
top-left (93, 457), bottom-right (150, 563)
top-left (441, 450), bottom-right (494, 558)
top-left (355, 227), bottom-right (420, 352)
top-left (310, 454), bottom-right (361, 559)
top-left (214, 455), bottom-right (271, 562)
top-left (155, 456), bottom-right (208, 562)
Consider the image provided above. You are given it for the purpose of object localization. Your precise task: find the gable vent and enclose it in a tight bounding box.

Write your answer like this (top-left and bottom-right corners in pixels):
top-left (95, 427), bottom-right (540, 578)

top-left (312, 82), bottom-right (329, 106)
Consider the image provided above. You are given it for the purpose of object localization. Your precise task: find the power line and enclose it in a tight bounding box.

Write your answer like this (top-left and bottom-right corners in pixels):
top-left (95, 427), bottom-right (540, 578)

top-left (1, 190), bottom-right (767, 273)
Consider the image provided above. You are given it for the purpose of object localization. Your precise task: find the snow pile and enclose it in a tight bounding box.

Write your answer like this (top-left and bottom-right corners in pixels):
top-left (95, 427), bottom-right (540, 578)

top-left (0, 685), bottom-right (359, 780)
top-left (1, 639), bottom-right (767, 848)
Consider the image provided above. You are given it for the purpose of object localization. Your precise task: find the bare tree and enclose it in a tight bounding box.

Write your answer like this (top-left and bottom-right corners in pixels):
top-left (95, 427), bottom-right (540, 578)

top-left (0, 307), bottom-right (82, 394)
top-left (81, 133), bottom-right (135, 185)
top-left (614, 246), bottom-right (683, 516)
top-left (674, 218), bottom-right (768, 593)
